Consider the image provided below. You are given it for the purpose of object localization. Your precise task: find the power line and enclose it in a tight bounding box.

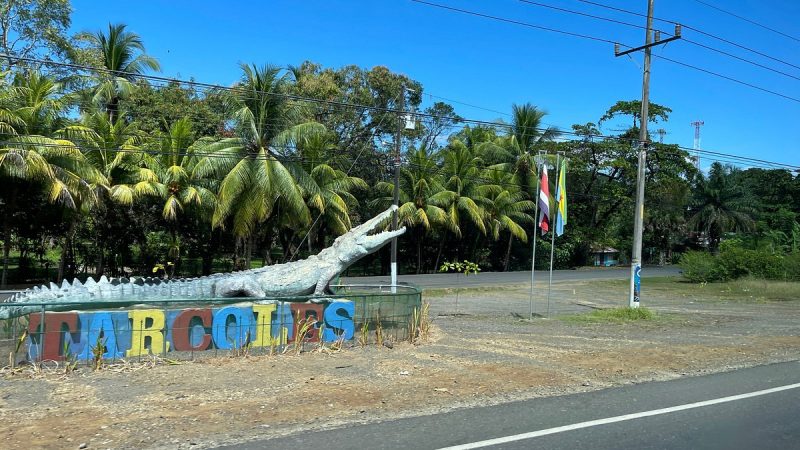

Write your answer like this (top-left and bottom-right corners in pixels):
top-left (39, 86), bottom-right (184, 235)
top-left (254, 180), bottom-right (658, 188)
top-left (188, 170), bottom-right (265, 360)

top-left (409, 0), bottom-right (617, 44)
top-left (517, 0), bottom-right (669, 34)
top-left (3, 54), bottom-right (798, 170)
top-left (651, 53), bottom-right (800, 104)
top-left (574, 0), bottom-right (800, 71)
top-left (407, 2), bottom-right (800, 104)
top-left (518, 0), bottom-right (800, 82)
top-left (693, 0), bottom-right (800, 43)
top-left (681, 38), bottom-right (800, 82)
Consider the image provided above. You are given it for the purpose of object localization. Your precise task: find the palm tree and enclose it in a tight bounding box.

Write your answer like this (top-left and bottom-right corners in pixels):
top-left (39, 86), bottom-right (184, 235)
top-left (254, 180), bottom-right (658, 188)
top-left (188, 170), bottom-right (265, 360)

top-left (481, 170), bottom-right (535, 271)
top-left (0, 71), bottom-right (103, 286)
top-left (372, 145), bottom-right (454, 273)
top-left (478, 103), bottom-right (559, 198)
top-left (78, 23), bottom-right (160, 123)
top-left (688, 163), bottom-right (755, 250)
top-left (10, 71), bottom-right (71, 136)
top-left (289, 128), bottom-right (367, 252)
top-left (137, 118), bottom-right (218, 265)
top-left (193, 64), bottom-right (322, 263)
top-left (148, 118), bottom-right (216, 222)
top-left (434, 139), bottom-right (488, 267)
top-left (57, 111), bottom-right (160, 275)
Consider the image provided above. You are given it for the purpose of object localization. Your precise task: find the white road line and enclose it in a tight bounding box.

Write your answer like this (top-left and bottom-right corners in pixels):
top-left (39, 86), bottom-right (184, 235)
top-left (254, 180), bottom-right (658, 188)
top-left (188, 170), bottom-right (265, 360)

top-left (438, 382), bottom-right (800, 450)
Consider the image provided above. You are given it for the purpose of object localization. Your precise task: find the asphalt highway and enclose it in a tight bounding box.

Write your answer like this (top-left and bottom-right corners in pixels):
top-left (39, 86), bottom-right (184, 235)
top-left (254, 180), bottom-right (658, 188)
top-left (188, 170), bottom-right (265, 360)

top-left (342, 266), bottom-right (682, 289)
top-left (229, 361), bottom-right (800, 450)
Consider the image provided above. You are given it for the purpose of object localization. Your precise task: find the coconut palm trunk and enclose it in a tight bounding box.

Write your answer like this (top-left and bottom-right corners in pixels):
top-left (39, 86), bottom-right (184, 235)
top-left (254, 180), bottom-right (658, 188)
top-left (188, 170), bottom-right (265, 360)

top-left (503, 232), bottom-right (514, 272)
top-left (1, 186), bottom-right (17, 288)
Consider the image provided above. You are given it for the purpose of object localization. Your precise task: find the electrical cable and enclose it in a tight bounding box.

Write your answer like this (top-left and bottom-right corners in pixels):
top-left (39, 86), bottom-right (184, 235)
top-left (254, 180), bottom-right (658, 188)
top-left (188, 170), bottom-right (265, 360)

top-left (693, 0), bottom-right (800, 43)
top-left (3, 55), bottom-right (798, 170)
top-left (409, 0), bottom-right (617, 44)
top-left (574, 0), bottom-right (800, 71)
top-left (516, 0), bottom-right (800, 82)
top-left (407, 1), bottom-right (800, 104)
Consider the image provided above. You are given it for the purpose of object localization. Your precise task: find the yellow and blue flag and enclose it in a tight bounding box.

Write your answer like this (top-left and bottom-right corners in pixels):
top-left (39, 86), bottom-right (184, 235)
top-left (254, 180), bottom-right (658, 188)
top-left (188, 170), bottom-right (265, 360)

top-left (555, 159), bottom-right (567, 236)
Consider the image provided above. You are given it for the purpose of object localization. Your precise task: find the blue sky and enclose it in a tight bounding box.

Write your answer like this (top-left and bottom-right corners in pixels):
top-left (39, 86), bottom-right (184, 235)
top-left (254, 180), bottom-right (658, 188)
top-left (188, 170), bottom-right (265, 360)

top-left (68, 0), bottom-right (799, 169)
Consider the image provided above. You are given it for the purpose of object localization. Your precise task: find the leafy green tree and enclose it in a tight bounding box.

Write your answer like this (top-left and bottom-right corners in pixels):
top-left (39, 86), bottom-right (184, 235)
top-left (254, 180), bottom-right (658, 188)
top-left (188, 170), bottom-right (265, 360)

top-left (481, 170), bottom-right (535, 271)
top-left (598, 99), bottom-right (672, 131)
top-left (58, 110), bottom-right (160, 275)
top-left (688, 163), bottom-right (756, 250)
top-left (77, 23), bottom-right (160, 123)
top-left (0, 137), bottom-right (101, 286)
top-left (9, 70), bottom-right (71, 135)
top-left (289, 127), bottom-right (367, 252)
top-left (372, 145), bottom-right (453, 273)
top-left (478, 103), bottom-right (558, 198)
top-left (194, 64), bottom-right (319, 241)
top-left (289, 61), bottom-right (423, 185)
top-left (0, 70), bottom-right (103, 285)
top-left (0, 0), bottom-right (72, 71)
top-left (120, 79), bottom-right (227, 139)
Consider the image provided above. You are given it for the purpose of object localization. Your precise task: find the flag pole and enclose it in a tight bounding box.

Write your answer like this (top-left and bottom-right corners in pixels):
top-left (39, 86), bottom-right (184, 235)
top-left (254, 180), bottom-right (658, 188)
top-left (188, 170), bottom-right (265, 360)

top-left (546, 152), bottom-right (562, 318)
top-left (529, 152), bottom-right (545, 320)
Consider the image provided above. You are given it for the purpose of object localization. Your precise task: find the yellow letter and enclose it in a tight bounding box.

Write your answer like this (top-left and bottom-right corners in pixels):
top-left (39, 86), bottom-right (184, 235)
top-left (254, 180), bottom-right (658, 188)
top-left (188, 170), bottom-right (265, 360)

top-left (126, 309), bottom-right (167, 357)
top-left (251, 304), bottom-right (275, 347)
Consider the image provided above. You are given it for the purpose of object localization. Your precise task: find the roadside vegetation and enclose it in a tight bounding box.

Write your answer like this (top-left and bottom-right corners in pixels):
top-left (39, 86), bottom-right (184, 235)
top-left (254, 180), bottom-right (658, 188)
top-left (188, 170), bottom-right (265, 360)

top-left (560, 306), bottom-right (656, 323)
top-left (1, 1), bottom-right (798, 289)
top-left (595, 277), bottom-right (800, 303)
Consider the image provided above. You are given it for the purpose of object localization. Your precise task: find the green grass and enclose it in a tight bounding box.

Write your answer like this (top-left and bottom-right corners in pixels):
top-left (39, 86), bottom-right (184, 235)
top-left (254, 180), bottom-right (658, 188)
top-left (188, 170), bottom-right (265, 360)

top-left (423, 284), bottom-right (529, 298)
top-left (560, 307), bottom-right (657, 323)
top-left (597, 276), bottom-right (800, 303)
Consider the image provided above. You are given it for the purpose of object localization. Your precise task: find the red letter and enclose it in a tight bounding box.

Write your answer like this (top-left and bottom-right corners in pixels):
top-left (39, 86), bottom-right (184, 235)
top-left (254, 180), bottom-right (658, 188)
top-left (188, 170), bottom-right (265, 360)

top-left (290, 303), bottom-right (323, 343)
top-left (28, 312), bottom-right (79, 361)
top-left (171, 309), bottom-right (212, 351)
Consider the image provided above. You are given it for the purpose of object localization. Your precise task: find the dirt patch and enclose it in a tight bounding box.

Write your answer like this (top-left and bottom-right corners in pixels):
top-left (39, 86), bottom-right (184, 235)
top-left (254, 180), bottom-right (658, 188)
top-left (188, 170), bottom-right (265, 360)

top-left (1, 278), bottom-right (799, 449)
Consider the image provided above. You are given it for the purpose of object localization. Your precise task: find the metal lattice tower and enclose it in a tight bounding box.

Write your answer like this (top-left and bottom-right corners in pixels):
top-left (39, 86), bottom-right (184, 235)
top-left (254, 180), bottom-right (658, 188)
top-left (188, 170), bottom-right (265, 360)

top-left (656, 128), bottom-right (667, 143)
top-left (691, 120), bottom-right (704, 168)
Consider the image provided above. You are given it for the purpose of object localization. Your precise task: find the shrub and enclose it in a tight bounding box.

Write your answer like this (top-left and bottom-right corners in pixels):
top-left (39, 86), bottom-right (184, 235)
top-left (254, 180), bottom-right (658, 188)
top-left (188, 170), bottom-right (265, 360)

top-left (718, 246), bottom-right (787, 281)
top-left (782, 252), bottom-right (800, 281)
top-left (680, 251), bottom-right (727, 282)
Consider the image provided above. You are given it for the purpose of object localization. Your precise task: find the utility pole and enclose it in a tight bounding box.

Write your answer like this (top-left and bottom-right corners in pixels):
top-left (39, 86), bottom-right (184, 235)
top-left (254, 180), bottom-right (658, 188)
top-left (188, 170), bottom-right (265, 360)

top-left (691, 120), bottom-right (704, 169)
top-left (614, 1), bottom-right (680, 308)
top-left (391, 87), bottom-right (405, 292)
top-left (656, 128), bottom-right (667, 143)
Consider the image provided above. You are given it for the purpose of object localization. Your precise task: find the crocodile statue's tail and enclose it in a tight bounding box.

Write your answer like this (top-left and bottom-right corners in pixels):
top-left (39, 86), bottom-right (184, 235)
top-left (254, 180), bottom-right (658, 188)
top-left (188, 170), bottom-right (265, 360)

top-left (0, 274), bottom-right (222, 319)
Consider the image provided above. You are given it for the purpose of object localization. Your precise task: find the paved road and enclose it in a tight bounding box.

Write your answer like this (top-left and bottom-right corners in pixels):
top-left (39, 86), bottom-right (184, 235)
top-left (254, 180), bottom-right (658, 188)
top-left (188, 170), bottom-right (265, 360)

top-left (0, 266), bottom-right (681, 301)
top-left (228, 361), bottom-right (800, 450)
top-left (342, 266), bottom-right (681, 289)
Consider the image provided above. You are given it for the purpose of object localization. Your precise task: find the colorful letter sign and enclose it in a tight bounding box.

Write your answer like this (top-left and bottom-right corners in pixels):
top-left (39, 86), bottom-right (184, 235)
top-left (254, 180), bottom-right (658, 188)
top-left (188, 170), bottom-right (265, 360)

top-left (26, 300), bottom-right (354, 361)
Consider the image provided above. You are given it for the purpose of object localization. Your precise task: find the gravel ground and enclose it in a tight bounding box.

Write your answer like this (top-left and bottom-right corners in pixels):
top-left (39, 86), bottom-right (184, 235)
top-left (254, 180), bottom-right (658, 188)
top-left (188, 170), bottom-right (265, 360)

top-left (0, 278), bottom-right (798, 449)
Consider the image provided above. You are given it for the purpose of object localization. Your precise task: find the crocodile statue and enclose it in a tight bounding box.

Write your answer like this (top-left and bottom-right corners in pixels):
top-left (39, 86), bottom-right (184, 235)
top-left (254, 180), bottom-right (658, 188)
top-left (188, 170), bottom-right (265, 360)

top-left (0, 206), bottom-right (405, 319)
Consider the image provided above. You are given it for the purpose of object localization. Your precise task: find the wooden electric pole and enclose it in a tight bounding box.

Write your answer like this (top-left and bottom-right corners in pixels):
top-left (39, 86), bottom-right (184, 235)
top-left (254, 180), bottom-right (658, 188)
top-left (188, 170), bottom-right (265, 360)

top-left (391, 88), bottom-right (404, 291)
top-left (614, 1), bottom-right (681, 308)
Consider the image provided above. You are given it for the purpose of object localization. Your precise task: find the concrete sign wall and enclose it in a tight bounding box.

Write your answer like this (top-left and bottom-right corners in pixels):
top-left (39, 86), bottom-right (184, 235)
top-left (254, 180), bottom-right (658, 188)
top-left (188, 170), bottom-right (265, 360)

top-left (25, 300), bottom-right (354, 362)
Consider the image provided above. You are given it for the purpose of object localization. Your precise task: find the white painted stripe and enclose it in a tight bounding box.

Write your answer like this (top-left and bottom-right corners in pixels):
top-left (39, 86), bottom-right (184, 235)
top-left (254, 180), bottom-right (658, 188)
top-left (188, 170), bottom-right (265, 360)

top-left (438, 382), bottom-right (800, 450)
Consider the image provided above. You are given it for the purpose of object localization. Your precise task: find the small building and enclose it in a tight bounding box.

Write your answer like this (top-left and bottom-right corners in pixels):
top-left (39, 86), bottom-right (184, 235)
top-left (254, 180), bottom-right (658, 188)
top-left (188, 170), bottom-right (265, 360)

top-left (590, 246), bottom-right (619, 267)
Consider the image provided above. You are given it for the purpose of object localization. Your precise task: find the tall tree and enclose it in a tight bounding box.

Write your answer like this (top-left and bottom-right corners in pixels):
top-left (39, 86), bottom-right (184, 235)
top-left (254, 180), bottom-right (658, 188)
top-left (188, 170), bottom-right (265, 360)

top-left (688, 163), bottom-right (756, 250)
top-left (0, 0), bottom-right (72, 71)
top-left (194, 64), bottom-right (319, 244)
top-left (0, 70), bottom-right (103, 285)
top-left (372, 145), bottom-right (454, 273)
top-left (78, 23), bottom-right (160, 123)
top-left (481, 170), bottom-right (535, 271)
top-left (479, 103), bottom-right (558, 198)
